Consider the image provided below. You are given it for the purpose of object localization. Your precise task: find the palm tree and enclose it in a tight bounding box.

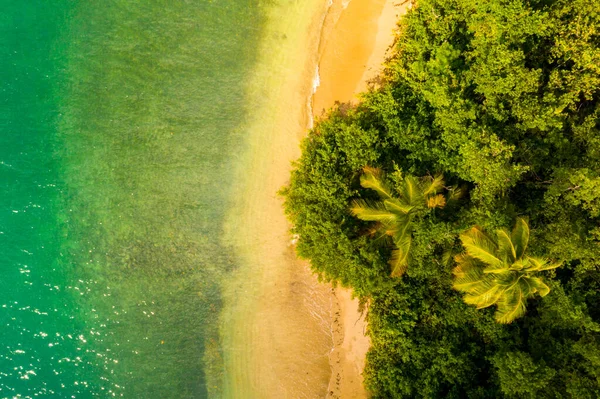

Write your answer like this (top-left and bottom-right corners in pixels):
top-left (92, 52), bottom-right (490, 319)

top-left (453, 218), bottom-right (561, 323)
top-left (350, 167), bottom-right (447, 277)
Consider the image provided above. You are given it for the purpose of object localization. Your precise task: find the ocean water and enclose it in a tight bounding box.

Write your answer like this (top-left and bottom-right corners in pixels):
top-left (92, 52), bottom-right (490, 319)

top-left (0, 1), bottom-right (279, 397)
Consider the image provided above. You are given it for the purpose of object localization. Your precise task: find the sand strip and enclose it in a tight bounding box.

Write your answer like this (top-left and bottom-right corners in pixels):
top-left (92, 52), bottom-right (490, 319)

top-left (219, 2), bottom-right (335, 398)
top-left (312, 1), bottom-right (410, 398)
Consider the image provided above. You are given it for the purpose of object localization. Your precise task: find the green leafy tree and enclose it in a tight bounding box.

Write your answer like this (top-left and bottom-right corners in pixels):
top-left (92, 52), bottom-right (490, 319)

top-left (453, 218), bottom-right (561, 323)
top-left (283, 0), bottom-right (600, 395)
top-left (491, 351), bottom-right (557, 397)
top-left (350, 167), bottom-right (446, 277)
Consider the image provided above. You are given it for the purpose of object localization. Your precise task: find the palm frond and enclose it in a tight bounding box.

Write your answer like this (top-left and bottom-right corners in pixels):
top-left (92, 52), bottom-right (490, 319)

top-left (525, 256), bottom-right (562, 272)
top-left (482, 264), bottom-right (511, 274)
top-left (494, 273), bottom-right (521, 290)
top-left (350, 199), bottom-right (397, 224)
top-left (368, 226), bottom-right (394, 247)
top-left (509, 258), bottom-right (527, 271)
top-left (496, 229), bottom-right (517, 262)
top-left (464, 282), bottom-right (504, 309)
top-left (383, 198), bottom-right (413, 215)
top-left (391, 217), bottom-right (413, 245)
top-left (495, 285), bottom-right (527, 323)
top-left (389, 235), bottom-right (411, 277)
top-left (453, 270), bottom-right (486, 292)
top-left (511, 217), bottom-right (529, 259)
top-left (453, 253), bottom-right (482, 272)
top-left (360, 167), bottom-right (394, 200)
top-left (460, 227), bottom-right (503, 268)
top-left (400, 176), bottom-right (421, 206)
top-left (453, 256), bottom-right (488, 291)
top-left (526, 276), bottom-right (551, 297)
top-left (426, 194), bottom-right (447, 209)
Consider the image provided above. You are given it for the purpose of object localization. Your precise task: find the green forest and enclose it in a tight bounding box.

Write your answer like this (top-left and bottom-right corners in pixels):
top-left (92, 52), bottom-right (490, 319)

top-left (282, 0), bottom-right (600, 397)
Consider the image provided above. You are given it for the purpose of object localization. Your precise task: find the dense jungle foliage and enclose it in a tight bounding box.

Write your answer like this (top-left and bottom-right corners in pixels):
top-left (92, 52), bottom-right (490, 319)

top-left (282, 0), bottom-right (600, 397)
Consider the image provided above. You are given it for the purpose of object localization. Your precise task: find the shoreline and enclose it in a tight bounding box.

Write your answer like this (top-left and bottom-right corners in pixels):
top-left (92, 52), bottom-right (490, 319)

top-left (219, 1), bottom-right (335, 397)
top-left (218, 0), bottom-right (407, 397)
top-left (312, 0), bottom-right (409, 398)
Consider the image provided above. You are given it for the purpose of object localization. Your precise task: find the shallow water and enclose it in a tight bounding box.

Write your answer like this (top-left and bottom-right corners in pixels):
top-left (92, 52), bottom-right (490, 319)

top-left (0, 1), bottom-right (296, 397)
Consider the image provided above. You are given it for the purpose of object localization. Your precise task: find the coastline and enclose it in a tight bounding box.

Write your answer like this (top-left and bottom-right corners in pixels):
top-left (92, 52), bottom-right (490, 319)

top-left (218, 0), bottom-right (407, 397)
top-left (312, 0), bottom-right (409, 398)
top-left (219, 1), bottom-right (334, 397)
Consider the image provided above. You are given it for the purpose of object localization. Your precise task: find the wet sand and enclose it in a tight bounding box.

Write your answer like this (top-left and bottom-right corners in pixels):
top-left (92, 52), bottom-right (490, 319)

top-left (219, 0), bottom-right (408, 398)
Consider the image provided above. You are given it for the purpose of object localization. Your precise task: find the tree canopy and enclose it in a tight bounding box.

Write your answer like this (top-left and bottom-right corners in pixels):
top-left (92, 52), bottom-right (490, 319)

top-left (453, 218), bottom-right (561, 324)
top-left (350, 167), bottom-right (448, 277)
top-left (283, 0), bottom-right (600, 397)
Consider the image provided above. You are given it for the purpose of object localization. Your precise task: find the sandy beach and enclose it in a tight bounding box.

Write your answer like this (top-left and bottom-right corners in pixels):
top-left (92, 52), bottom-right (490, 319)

top-left (219, 0), bottom-right (407, 398)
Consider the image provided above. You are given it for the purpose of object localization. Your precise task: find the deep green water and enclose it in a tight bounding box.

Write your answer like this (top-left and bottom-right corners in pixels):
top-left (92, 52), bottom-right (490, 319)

top-left (1, 1), bottom-right (270, 397)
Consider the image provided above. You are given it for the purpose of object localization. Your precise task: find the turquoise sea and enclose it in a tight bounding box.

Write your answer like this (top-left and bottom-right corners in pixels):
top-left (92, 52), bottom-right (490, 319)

top-left (1, 1), bottom-right (277, 397)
